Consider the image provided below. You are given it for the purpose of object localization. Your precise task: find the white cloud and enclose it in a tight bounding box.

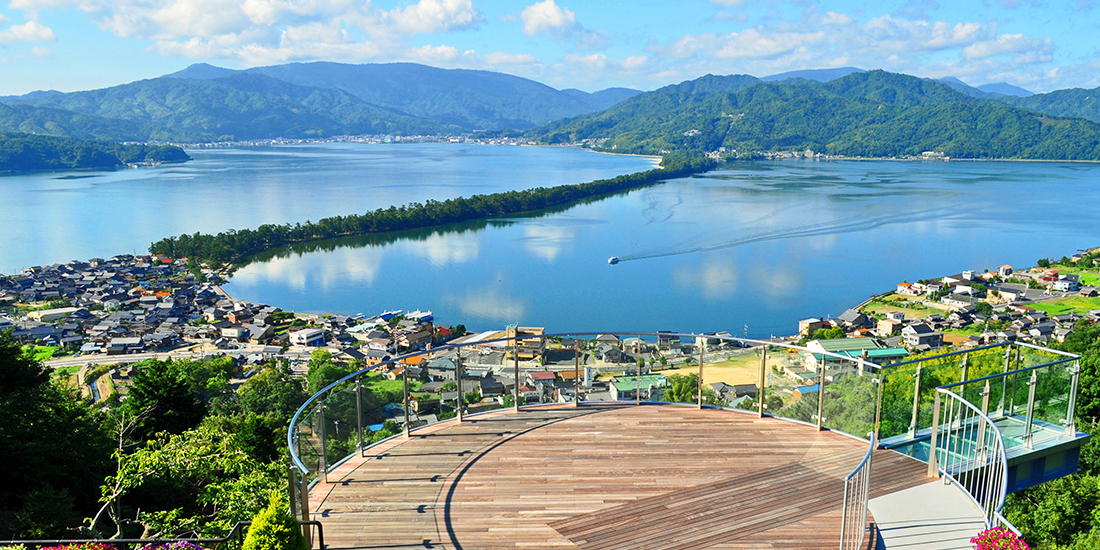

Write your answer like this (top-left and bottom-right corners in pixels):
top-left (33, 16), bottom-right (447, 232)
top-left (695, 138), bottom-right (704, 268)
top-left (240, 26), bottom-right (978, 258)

top-left (389, 0), bottom-right (482, 35)
top-left (32, 46), bottom-right (51, 57)
top-left (519, 0), bottom-right (607, 50)
top-left (964, 34), bottom-right (1050, 60)
top-left (483, 51), bottom-right (540, 66)
top-left (0, 20), bottom-right (57, 43)
top-left (0, 14), bottom-right (8, 24)
top-left (520, 0), bottom-right (579, 38)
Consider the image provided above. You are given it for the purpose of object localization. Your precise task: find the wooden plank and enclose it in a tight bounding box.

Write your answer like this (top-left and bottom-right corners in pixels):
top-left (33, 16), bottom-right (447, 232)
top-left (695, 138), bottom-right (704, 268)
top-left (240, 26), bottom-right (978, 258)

top-left (309, 404), bottom-right (929, 549)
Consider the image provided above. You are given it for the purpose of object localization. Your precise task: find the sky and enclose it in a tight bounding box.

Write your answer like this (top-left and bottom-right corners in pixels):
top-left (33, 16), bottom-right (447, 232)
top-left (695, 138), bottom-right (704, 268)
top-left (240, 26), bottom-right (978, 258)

top-left (0, 0), bottom-right (1097, 96)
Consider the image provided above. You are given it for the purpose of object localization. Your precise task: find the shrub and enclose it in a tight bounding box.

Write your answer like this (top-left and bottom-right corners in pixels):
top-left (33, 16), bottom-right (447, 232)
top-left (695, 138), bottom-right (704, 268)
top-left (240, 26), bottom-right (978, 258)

top-left (971, 527), bottom-right (1029, 550)
top-left (39, 544), bottom-right (119, 550)
top-left (241, 494), bottom-right (308, 550)
top-left (142, 542), bottom-right (208, 550)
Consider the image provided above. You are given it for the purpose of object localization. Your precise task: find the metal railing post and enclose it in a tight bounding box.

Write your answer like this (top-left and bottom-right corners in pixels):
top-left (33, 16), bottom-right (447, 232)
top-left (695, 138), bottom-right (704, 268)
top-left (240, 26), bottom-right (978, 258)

top-left (456, 352), bottom-right (464, 422)
top-left (1024, 371), bottom-right (1038, 449)
top-left (355, 376), bottom-right (364, 452)
top-left (1067, 359), bottom-right (1080, 435)
top-left (928, 391), bottom-right (941, 478)
top-left (874, 372), bottom-right (884, 440)
top-left (403, 362), bottom-right (411, 438)
top-left (758, 346), bottom-right (767, 418)
top-left (817, 355), bottom-right (826, 431)
top-left (288, 458), bottom-right (299, 519)
top-left (909, 363), bottom-right (922, 437)
top-left (514, 337), bottom-right (520, 412)
top-left (960, 351), bottom-right (969, 390)
top-left (574, 338), bottom-right (580, 407)
top-left (698, 337), bottom-right (704, 409)
top-left (998, 346), bottom-right (1011, 416)
top-left (317, 400), bottom-right (328, 483)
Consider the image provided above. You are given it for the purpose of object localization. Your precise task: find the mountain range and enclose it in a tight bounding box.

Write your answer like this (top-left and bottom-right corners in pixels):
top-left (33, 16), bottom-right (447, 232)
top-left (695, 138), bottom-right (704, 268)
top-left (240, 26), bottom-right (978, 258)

top-left (2, 62), bottom-right (1100, 161)
top-left (527, 70), bottom-right (1100, 160)
top-left (0, 62), bottom-right (643, 142)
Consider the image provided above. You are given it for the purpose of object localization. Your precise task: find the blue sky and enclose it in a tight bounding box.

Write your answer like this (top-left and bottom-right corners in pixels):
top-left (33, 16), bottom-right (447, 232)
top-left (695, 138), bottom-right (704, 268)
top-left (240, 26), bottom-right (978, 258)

top-left (0, 0), bottom-right (1097, 96)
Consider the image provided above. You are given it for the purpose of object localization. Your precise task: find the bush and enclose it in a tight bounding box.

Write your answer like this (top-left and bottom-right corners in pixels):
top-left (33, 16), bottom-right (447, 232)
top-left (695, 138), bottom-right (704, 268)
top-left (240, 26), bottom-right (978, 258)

top-left (40, 544), bottom-right (119, 550)
top-left (241, 494), bottom-right (308, 550)
top-left (142, 543), bottom-right (208, 550)
top-left (971, 527), bottom-right (1029, 550)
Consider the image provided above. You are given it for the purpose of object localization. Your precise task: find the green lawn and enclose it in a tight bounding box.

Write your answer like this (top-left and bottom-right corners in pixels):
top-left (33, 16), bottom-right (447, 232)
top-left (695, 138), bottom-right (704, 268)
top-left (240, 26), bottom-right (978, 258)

top-left (1029, 295), bottom-right (1100, 315)
top-left (30, 346), bottom-right (58, 362)
top-left (860, 295), bottom-right (936, 319)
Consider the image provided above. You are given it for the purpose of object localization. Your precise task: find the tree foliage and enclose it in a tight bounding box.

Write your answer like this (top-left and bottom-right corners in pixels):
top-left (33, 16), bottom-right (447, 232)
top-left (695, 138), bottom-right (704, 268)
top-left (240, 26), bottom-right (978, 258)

top-left (0, 132), bottom-right (189, 173)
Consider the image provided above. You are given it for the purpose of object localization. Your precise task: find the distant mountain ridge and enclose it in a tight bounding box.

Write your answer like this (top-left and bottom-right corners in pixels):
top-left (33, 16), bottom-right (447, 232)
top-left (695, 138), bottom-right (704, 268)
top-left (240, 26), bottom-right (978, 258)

top-left (527, 70), bottom-right (1100, 160)
top-left (3, 62), bottom-right (1100, 151)
top-left (166, 61), bottom-right (643, 131)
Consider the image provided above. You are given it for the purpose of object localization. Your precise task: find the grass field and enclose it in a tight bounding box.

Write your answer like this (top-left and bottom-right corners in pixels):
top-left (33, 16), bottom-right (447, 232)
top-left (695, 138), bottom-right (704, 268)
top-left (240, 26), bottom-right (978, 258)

top-left (30, 346), bottom-right (58, 362)
top-left (663, 352), bottom-right (787, 386)
top-left (1029, 295), bottom-right (1100, 315)
top-left (860, 294), bottom-right (936, 319)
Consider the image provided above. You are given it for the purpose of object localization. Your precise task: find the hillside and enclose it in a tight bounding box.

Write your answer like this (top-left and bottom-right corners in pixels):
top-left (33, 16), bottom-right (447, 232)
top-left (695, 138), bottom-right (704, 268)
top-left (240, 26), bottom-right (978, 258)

top-left (0, 132), bottom-right (190, 173)
top-left (7, 73), bottom-right (455, 141)
top-left (998, 87), bottom-right (1100, 123)
top-left (527, 70), bottom-right (1100, 160)
top-left (169, 62), bottom-right (642, 131)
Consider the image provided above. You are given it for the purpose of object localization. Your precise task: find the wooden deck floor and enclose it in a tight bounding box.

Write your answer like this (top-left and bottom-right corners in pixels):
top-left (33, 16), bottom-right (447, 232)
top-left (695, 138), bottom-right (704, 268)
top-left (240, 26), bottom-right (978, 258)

top-left (309, 404), bottom-right (930, 550)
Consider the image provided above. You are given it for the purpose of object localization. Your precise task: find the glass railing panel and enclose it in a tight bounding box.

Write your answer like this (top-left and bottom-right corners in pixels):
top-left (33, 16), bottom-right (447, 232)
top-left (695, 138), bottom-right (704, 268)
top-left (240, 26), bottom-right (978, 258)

top-left (821, 362), bottom-right (878, 438)
top-left (1031, 361), bottom-right (1073, 435)
top-left (297, 402), bottom-right (323, 484)
top-left (758, 344), bottom-right (797, 418)
top-left (323, 384), bottom-right (359, 469)
top-left (880, 364), bottom-right (919, 439)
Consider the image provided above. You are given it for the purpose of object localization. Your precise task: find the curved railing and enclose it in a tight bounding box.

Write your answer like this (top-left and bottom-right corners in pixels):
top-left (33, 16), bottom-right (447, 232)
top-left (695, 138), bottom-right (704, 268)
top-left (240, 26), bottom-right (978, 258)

top-left (285, 331), bottom-right (1075, 533)
top-left (286, 331), bottom-right (883, 492)
top-left (839, 432), bottom-right (876, 550)
top-left (928, 387), bottom-right (1016, 533)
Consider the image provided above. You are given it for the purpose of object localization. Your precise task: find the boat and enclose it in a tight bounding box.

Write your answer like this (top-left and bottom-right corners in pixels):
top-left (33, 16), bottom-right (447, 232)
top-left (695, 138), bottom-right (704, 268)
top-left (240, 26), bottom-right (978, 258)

top-left (608, 257), bottom-right (620, 265)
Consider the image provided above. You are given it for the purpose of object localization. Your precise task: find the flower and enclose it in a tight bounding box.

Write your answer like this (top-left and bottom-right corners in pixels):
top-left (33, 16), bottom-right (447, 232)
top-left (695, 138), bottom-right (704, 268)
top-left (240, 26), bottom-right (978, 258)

top-left (142, 543), bottom-right (209, 550)
top-left (40, 544), bottom-right (120, 550)
top-left (971, 527), bottom-right (1030, 550)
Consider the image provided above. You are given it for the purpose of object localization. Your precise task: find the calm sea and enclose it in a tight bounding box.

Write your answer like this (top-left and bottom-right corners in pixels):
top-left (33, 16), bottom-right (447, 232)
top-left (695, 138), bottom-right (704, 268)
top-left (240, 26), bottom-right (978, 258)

top-left (0, 143), bottom-right (655, 273)
top-left (4, 144), bottom-right (1098, 336)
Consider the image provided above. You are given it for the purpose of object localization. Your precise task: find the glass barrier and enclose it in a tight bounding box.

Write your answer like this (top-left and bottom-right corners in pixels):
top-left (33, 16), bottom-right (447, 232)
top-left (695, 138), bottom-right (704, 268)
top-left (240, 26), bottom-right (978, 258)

top-left (879, 363), bottom-right (919, 439)
top-left (287, 335), bottom-right (1081, 499)
top-left (1031, 361), bottom-right (1073, 435)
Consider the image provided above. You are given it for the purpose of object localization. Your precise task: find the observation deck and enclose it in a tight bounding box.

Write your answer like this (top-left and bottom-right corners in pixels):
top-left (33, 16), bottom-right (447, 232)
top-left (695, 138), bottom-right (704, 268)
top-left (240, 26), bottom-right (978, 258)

top-left (290, 333), bottom-right (1087, 549)
top-left (308, 404), bottom-right (929, 550)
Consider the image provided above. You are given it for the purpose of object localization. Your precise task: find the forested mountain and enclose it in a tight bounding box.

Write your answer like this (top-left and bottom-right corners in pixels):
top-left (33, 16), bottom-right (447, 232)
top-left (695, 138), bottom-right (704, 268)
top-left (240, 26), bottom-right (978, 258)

top-left (998, 86), bottom-right (1100, 123)
top-left (0, 102), bottom-right (180, 142)
top-left (0, 132), bottom-right (190, 173)
top-left (6, 73), bottom-right (455, 141)
top-left (0, 62), bottom-right (643, 141)
top-left (527, 70), bottom-right (1100, 160)
top-left (170, 61), bottom-right (642, 130)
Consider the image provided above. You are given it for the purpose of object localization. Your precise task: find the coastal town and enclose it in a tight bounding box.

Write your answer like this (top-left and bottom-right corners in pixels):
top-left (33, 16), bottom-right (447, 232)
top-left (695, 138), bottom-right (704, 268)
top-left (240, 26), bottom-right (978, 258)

top-left (2, 248), bottom-right (1099, 422)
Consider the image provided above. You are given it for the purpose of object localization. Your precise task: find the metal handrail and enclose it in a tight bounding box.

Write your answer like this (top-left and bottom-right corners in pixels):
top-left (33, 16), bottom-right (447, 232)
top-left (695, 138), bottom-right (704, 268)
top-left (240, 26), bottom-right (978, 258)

top-left (839, 432), bottom-right (876, 550)
top-left (287, 330), bottom-right (881, 475)
top-left (928, 387), bottom-right (1010, 531)
top-left (3, 520), bottom-right (325, 550)
top-left (936, 356), bottom-right (1077, 392)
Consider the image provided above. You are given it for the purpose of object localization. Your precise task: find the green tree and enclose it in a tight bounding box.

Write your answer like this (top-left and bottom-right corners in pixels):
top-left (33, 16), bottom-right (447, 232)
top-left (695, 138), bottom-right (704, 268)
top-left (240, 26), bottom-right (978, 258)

top-left (237, 361), bottom-right (306, 423)
top-left (123, 359), bottom-right (208, 441)
top-left (305, 350), bottom-right (351, 394)
top-left (0, 331), bottom-right (113, 539)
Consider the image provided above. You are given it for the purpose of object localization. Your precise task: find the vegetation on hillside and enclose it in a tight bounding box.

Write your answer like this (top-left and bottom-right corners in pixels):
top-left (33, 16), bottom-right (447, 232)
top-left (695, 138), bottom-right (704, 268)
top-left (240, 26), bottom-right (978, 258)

top-left (148, 155), bottom-right (715, 267)
top-left (527, 70), bottom-right (1100, 160)
top-left (999, 86), bottom-right (1100, 124)
top-left (1004, 320), bottom-right (1100, 550)
top-left (0, 132), bottom-right (190, 173)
